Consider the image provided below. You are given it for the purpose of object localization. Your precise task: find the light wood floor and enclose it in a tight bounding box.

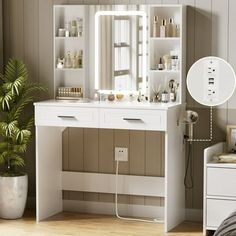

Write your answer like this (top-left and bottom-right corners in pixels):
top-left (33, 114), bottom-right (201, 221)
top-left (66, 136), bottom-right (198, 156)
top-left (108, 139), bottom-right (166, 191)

top-left (0, 211), bottom-right (203, 236)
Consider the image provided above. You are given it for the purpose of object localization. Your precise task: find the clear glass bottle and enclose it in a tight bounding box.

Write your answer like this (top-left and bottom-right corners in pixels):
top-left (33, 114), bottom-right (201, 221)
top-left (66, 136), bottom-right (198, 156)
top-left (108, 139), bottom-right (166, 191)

top-left (174, 24), bottom-right (180, 37)
top-left (71, 20), bottom-right (77, 37)
top-left (161, 90), bottom-right (169, 103)
top-left (77, 50), bottom-right (83, 68)
top-left (72, 53), bottom-right (78, 68)
top-left (77, 18), bottom-right (83, 37)
top-left (65, 51), bottom-right (72, 68)
top-left (64, 22), bottom-right (70, 37)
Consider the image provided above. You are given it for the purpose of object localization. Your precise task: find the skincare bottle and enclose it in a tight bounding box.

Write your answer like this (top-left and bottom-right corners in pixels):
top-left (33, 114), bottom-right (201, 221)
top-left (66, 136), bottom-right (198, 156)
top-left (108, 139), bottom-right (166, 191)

top-left (72, 53), bottom-right (78, 68)
top-left (158, 57), bottom-right (164, 70)
top-left (163, 54), bottom-right (171, 70)
top-left (77, 18), bottom-right (83, 37)
top-left (65, 51), bottom-right (72, 68)
top-left (160, 19), bottom-right (166, 38)
top-left (153, 16), bottom-right (159, 37)
top-left (170, 50), bottom-right (179, 70)
top-left (167, 18), bottom-right (175, 37)
top-left (64, 22), bottom-right (70, 37)
top-left (174, 24), bottom-right (180, 37)
top-left (78, 50), bottom-right (83, 68)
top-left (71, 20), bottom-right (77, 37)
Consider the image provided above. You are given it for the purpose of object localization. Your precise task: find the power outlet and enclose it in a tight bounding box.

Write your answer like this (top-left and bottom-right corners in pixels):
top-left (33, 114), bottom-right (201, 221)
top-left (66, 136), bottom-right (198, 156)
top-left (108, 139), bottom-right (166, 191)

top-left (204, 59), bottom-right (219, 102)
top-left (115, 147), bottom-right (128, 162)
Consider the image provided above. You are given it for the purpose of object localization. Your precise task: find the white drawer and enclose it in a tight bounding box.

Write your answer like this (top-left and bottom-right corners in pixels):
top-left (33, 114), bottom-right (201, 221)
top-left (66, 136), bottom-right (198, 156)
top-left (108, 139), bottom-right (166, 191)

top-left (207, 198), bottom-right (236, 228)
top-left (207, 167), bottom-right (236, 197)
top-left (35, 106), bottom-right (99, 128)
top-left (100, 109), bottom-right (167, 131)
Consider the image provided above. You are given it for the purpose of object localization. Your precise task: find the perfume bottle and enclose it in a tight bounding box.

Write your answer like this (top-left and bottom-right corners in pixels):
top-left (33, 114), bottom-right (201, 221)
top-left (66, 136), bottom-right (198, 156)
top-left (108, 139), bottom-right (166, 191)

top-left (174, 24), bottom-right (180, 37)
top-left (158, 57), bottom-right (164, 70)
top-left (153, 16), bottom-right (159, 37)
top-left (77, 18), bottom-right (83, 37)
top-left (167, 18), bottom-right (175, 37)
top-left (65, 51), bottom-right (72, 68)
top-left (72, 53), bottom-right (78, 68)
top-left (160, 19), bottom-right (166, 38)
top-left (78, 50), bottom-right (83, 68)
top-left (71, 20), bottom-right (77, 37)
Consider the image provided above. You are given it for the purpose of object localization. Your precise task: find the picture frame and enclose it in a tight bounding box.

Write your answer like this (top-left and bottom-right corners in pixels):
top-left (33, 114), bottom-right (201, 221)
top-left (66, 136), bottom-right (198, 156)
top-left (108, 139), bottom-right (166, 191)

top-left (226, 125), bottom-right (236, 153)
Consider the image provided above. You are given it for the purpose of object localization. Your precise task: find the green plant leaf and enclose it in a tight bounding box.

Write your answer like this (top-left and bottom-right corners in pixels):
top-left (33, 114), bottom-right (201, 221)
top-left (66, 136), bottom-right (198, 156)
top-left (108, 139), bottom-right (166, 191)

top-left (10, 155), bottom-right (25, 167)
top-left (16, 129), bottom-right (31, 143)
top-left (0, 58), bottom-right (47, 173)
top-left (4, 59), bottom-right (28, 83)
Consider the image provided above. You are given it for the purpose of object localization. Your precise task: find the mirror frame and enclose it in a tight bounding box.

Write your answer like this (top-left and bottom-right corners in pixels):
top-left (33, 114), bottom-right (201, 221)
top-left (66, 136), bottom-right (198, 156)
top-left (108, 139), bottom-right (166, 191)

top-left (94, 10), bottom-right (147, 93)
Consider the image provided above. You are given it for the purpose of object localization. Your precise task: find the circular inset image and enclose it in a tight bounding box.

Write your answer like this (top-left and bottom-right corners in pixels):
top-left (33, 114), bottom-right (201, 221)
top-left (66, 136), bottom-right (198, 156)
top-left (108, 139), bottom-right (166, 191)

top-left (187, 56), bottom-right (236, 106)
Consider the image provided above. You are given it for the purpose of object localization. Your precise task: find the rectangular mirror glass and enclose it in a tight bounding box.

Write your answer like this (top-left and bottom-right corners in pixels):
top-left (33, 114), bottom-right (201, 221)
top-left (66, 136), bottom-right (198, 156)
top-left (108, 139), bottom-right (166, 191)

top-left (93, 6), bottom-right (147, 93)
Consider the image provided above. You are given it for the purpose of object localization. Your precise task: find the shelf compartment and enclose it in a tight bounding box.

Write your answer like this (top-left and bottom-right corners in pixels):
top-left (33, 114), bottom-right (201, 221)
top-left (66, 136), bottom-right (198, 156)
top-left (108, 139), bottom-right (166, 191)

top-left (150, 37), bottom-right (180, 41)
top-left (55, 68), bottom-right (83, 71)
top-left (149, 70), bottom-right (180, 74)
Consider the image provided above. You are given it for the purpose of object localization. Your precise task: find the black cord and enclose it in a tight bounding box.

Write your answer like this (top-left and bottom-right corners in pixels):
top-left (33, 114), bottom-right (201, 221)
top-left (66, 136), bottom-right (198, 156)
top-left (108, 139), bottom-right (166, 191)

top-left (184, 142), bottom-right (194, 189)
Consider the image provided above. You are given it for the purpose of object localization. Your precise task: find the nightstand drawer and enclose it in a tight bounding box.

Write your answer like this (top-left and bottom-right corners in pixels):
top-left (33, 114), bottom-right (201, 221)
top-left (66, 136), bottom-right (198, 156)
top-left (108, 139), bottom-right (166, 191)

top-left (35, 106), bottom-right (99, 128)
top-left (207, 199), bottom-right (236, 228)
top-left (207, 167), bottom-right (236, 197)
top-left (100, 109), bottom-right (167, 131)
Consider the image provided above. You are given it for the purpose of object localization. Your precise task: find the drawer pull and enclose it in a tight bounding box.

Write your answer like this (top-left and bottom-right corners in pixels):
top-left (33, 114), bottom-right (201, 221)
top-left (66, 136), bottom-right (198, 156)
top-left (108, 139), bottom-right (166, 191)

top-left (58, 115), bottom-right (76, 119)
top-left (123, 118), bottom-right (142, 121)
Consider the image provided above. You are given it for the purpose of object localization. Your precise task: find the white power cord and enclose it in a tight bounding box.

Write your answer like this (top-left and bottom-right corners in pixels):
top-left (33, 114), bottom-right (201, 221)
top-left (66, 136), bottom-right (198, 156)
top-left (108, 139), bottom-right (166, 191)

top-left (115, 160), bottom-right (164, 224)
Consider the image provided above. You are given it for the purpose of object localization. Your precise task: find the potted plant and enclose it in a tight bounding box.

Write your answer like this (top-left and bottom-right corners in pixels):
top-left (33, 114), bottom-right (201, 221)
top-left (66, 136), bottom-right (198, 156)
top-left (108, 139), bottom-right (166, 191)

top-left (0, 59), bottom-right (46, 219)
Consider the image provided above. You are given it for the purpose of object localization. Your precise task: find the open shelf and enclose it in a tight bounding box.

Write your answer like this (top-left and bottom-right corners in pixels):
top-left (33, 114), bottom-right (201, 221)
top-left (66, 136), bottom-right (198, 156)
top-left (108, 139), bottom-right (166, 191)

top-left (55, 37), bottom-right (83, 40)
top-left (150, 37), bottom-right (180, 41)
top-left (55, 68), bottom-right (83, 71)
top-left (149, 70), bottom-right (180, 74)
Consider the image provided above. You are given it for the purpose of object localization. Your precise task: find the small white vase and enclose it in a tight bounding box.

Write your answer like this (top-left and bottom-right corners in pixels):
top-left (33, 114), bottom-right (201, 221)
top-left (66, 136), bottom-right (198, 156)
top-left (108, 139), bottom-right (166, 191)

top-left (0, 174), bottom-right (28, 219)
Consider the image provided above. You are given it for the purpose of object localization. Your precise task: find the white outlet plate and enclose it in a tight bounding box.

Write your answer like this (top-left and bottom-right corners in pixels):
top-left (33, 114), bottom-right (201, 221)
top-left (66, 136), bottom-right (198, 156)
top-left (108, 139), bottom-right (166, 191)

top-left (204, 59), bottom-right (219, 102)
top-left (115, 147), bottom-right (128, 162)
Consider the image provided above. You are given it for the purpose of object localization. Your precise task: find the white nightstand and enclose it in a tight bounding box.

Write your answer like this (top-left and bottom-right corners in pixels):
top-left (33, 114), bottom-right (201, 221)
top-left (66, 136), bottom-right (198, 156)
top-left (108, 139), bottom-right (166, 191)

top-left (204, 142), bottom-right (236, 235)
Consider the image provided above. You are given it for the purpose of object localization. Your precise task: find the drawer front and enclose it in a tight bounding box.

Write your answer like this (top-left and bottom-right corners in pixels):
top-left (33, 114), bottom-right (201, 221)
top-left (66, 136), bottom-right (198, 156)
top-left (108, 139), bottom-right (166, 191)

top-left (35, 106), bottom-right (99, 128)
top-left (207, 199), bottom-right (236, 228)
top-left (207, 167), bottom-right (236, 197)
top-left (100, 109), bottom-right (167, 131)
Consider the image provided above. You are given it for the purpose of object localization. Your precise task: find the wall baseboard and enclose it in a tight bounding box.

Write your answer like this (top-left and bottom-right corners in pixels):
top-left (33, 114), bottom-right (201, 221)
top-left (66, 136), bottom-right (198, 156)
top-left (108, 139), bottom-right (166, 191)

top-left (27, 196), bottom-right (203, 222)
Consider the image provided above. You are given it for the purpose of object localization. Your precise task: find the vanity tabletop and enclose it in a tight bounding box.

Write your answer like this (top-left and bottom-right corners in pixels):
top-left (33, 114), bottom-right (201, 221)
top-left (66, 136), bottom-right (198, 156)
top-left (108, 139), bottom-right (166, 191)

top-left (34, 99), bottom-right (181, 110)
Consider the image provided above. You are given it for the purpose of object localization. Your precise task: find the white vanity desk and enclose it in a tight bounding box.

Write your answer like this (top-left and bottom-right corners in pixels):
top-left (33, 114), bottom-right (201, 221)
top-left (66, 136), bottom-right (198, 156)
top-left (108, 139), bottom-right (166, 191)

top-left (34, 100), bottom-right (185, 232)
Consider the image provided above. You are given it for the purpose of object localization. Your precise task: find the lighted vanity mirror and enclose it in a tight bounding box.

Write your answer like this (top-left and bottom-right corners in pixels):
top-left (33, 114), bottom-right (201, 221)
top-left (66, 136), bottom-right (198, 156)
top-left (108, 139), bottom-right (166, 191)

top-left (93, 6), bottom-right (147, 93)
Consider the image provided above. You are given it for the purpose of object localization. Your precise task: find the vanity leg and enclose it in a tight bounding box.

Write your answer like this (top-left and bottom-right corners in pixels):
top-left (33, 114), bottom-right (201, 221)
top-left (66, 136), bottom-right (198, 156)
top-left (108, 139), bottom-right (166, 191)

top-left (165, 107), bottom-right (185, 232)
top-left (36, 126), bottom-right (63, 221)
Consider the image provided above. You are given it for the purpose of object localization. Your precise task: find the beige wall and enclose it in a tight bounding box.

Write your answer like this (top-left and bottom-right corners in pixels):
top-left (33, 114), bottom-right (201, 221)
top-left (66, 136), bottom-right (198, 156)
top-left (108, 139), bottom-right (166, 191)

top-left (2, 0), bottom-right (236, 212)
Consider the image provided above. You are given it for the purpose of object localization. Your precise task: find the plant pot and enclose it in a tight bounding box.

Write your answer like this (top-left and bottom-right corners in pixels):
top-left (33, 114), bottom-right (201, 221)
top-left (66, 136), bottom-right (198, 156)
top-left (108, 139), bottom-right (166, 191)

top-left (0, 174), bottom-right (28, 219)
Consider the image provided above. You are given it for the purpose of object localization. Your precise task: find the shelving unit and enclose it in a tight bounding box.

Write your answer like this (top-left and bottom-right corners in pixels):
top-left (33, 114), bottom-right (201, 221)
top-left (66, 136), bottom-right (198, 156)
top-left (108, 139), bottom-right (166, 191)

top-left (148, 5), bottom-right (185, 103)
top-left (53, 5), bottom-right (89, 98)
